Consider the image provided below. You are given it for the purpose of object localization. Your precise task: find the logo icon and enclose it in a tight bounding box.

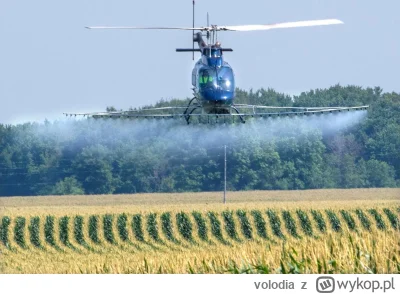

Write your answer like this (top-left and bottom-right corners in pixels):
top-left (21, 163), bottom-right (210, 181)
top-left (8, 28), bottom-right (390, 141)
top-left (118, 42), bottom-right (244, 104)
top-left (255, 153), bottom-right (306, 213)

top-left (316, 277), bottom-right (335, 293)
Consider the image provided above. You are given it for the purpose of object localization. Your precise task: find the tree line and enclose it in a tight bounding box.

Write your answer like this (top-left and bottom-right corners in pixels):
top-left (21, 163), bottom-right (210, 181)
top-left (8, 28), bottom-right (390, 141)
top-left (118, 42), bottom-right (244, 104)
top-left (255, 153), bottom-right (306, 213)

top-left (0, 84), bottom-right (399, 196)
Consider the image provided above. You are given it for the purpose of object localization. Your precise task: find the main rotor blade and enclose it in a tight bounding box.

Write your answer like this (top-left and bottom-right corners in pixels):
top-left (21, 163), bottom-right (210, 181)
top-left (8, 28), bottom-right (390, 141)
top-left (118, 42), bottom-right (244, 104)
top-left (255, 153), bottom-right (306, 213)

top-left (218, 19), bottom-right (343, 31)
top-left (86, 26), bottom-right (205, 30)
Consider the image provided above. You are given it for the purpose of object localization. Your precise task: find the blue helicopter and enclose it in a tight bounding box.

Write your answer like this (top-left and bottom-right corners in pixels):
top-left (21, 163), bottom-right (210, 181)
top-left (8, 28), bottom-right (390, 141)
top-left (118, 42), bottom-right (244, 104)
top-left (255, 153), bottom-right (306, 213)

top-left (64, 1), bottom-right (368, 124)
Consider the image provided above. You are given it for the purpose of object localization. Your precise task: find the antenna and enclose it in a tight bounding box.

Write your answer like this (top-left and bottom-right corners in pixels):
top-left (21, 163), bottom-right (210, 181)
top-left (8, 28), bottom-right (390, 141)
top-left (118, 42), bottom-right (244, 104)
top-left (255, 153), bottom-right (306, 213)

top-left (223, 144), bottom-right (227, 204)
top-left (206, 12), bottom-right (210, 44)
top-left (192, 0), bottom-right (195, 60)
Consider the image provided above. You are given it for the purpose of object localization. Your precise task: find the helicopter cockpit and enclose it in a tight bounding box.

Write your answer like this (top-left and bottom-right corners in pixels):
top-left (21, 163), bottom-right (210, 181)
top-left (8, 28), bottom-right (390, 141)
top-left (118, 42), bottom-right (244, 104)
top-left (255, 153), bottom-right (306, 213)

top-left (202, 47), bottom-right (223, 67)
top-left (203, 48), bottom-right (222, 57)
top-left (198, 66), bottom-right (235, 101)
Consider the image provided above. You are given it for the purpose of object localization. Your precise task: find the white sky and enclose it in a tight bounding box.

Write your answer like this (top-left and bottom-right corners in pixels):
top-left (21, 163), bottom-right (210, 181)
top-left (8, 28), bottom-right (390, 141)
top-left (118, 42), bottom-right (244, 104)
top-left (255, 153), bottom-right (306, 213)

top-left (1, 0), bottom-right (399, 124)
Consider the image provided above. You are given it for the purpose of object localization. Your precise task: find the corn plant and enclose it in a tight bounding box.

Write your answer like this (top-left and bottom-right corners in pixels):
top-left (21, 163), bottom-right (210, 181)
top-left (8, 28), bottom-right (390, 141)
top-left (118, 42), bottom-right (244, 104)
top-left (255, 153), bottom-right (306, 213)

top-left (59, 216), bottom-right (71, 247)
top-left (74, 216), bottom-right (86, 246)
top-left (208, 212), bottom-right (224, 241)
top-left (251, 210), bottom-right (268, 239)
top-left (176, 212), bottom-right (193, 241)
top-left (44, 215), bottom-right (56, 246)
top-left (266, 209), bottom-right (284, 239)
top-left (29, 216), bottom-right (41, 248)
top-left (160, 212), bottom-right (175, 242)
top-left (192, 211), bottom-right (208, 241)
top-left (311, 210), bottom-right (326, 233)
top-left (88, 215), bottom-right (100, 243)
top-left (355, 209), bottom-right (371, 231)
top-left (368, 209), bottom-right (386, 231)
top-left (282, 211), bottom-right (299, 238)
top-left (117, 213), bottom-right (129, 242)
top-left (296, 210), bottom-right (313, 236)
top-left (340, 210), bottom-right (356, 231)
top-left (14, 216), bottom-right (26, 248)
top-left (326, 210), bottom-right (342, 232)
top-left (146, 213), bottom-right (159, 241)
top-left (383, 208), bottom-right (399, 230)
top-left (1, 216), bottom-right (11, 248)
top-left (222, 210), bottom-right (239, 240)
top-left (224, 260), bottom-right (271, 274)
top-left (132, 214), bottom-right (144, 242)
top-left (103, 214), bottom-right (115, 244)
top-left (237, 210), bottom-right (253, 239)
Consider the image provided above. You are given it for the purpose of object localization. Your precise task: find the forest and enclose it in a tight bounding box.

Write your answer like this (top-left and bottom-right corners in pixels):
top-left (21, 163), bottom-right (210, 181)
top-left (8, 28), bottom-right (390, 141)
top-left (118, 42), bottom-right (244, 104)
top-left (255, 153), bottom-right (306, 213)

top-left (0, 84), bottom-right (399, 196)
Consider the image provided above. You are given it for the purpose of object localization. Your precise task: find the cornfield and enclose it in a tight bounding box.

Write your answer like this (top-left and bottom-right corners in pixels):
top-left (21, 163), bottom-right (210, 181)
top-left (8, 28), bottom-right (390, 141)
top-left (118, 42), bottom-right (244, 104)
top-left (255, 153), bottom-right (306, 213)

top-left (1, 207), bottom-right (399, 274)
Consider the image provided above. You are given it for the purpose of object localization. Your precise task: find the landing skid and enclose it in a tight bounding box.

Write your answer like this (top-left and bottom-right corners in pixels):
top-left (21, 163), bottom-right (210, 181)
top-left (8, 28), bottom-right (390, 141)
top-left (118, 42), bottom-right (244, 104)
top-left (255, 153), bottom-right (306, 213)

top-left (183, 97), bottom-right (201, 124)
top-left (231, 105), bottom-right (246, 124)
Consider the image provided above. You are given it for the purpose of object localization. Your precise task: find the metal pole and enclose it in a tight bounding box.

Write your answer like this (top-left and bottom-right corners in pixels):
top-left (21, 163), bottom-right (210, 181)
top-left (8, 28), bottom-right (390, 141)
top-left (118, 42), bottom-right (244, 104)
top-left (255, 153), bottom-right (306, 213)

top-left (224, 145), bottom-right (227, 204)
top-left (192, 0), bottom-right (195, 60)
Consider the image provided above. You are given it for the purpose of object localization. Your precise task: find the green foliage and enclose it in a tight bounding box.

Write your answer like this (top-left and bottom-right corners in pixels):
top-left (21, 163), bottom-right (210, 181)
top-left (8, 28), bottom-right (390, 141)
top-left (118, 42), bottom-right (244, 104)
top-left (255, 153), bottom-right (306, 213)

top-left (296, 210), bottom-right (313, 236)
top-left (282, 211), bottom-right (299, 238)
top-left (266, 209), bottom-right (284, 239)
top-left (14, 217), bottom-right (26, 248)
top-left (74, 145), bottom-right (115, 195)
top-left (236, 210), bottom-right (252, 239)
top-left (103, 214), bottom-right (115, 244)
top-left (207, 212), bottom-right (224, 241)
top-left (251, 210), bottom-right (268, 239)
top-left (355, 209), bottom-right (371, 231)
top-left (364, 160), bottom-right (397, 187)
top-left (160, 212), bottom-right (175, 241)
top-left (50, 177), bottom-right (84, 195)
top-left (222, 210), bottom-right (239, 240)
top-left (117, 213), bottom-right (129, 242)
top-left (74, 216), bottom-right (86, 245)
top-left (340, 210), bottom-right (357, 231)
top-left (326, 210), bottom-right (342, 232)
top-left (146, 213), bottom-right (159, 241)
top-left (192, 211), bottom-right (208, 241)
top-left (59, 216), bottom-right (70, 246)
top-left (132, 214), bottom-right (145, 242)
top-left (311, 210), bottom-right (326, 233)
top-left (0, 216), bottom-right (11, 248)
top-left (368, 209), bottom-right (386, 230)
top-left (176, 212), bottom-right (193, 241)
top-left (44, 215), bottom-right (56, 246)
top-left (29, 216), bottom-right (41, 248)
top-left (88, 215), bottom-right (100, 243)
top-left (383, 208), bottom-right (399, 230)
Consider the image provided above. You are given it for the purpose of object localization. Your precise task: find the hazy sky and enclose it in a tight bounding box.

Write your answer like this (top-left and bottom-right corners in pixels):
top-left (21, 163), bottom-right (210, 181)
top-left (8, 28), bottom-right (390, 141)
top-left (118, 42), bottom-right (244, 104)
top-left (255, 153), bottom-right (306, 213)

top-left (1, 0), bottom-right (399, 124)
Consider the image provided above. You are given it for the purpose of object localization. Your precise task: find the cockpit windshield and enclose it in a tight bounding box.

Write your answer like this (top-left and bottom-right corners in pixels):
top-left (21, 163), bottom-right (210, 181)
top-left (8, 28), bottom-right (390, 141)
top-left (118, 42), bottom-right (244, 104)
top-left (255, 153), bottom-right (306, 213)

top-left (199, 67), bottom-right (234, 92)
top-left (199, 69), bottom-right (217, 88)
top-left (217, 67), bottom-right (234, 91)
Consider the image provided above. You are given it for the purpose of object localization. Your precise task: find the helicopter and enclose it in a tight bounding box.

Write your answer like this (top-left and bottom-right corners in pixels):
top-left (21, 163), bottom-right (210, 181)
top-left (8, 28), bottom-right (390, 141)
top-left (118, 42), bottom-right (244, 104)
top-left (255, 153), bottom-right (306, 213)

top-left (64, 1), bottom-right (369, 124)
